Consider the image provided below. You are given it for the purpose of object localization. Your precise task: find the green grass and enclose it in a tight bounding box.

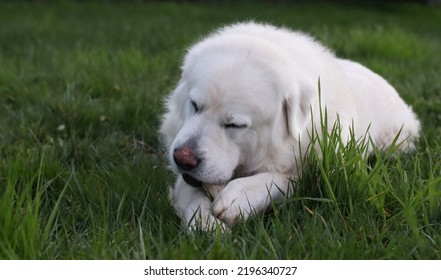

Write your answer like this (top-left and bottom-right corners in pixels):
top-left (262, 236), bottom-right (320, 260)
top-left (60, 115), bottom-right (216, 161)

top-left (1, 1), bottom-right (440, 259)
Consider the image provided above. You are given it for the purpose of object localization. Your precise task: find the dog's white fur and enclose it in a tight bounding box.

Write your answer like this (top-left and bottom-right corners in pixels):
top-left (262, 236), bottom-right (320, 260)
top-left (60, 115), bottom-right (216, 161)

top-left (160, 22), bottom-right (420, 230)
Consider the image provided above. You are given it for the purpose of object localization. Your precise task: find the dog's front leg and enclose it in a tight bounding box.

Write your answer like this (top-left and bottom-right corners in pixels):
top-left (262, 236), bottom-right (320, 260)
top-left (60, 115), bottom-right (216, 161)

top-left (212, 172), bottom-right (293, 226)
top-left (170, 176), bottom-right (226, 231)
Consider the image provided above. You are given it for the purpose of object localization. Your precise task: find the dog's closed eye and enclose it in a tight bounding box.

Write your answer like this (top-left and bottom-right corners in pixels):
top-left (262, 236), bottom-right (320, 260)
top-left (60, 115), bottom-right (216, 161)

top-left (190, 100), bottom-right (199, 113)
top-left (223, 123), bottom-right (247, 129)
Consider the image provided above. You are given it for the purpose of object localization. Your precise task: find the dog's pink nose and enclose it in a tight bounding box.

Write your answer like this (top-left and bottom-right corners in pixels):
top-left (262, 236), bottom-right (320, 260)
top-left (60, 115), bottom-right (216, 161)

top-left (173, 146), bottom-right (200, 171)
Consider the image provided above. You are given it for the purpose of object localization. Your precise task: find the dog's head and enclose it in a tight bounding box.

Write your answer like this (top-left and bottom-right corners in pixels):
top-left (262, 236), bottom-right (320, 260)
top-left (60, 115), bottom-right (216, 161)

top-left (160, 35), bottom-right (312, 188)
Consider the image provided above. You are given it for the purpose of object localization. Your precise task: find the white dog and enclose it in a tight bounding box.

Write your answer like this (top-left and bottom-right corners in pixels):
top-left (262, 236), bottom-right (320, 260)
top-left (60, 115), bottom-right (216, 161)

top-left (160, 22), bottom-right (420, 230)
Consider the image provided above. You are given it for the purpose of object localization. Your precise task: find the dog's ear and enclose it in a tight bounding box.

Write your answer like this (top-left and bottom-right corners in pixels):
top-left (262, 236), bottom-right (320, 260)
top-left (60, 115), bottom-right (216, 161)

top-left (159, 80), bottom-right (188, 148)
top-left (282, 82), bottom-right (314, 141)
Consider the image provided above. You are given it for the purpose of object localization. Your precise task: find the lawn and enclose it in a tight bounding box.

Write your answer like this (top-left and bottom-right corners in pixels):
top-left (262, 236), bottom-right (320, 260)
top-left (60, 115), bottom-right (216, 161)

top-left (0, 0), bottom-right (440, 259)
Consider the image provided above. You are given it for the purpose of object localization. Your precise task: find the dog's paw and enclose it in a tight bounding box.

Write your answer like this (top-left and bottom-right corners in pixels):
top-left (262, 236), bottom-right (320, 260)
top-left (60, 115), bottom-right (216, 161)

top-left (184, 208), bottom-right (228, 232)
top-left (212, 179), bottom-right (263, 226)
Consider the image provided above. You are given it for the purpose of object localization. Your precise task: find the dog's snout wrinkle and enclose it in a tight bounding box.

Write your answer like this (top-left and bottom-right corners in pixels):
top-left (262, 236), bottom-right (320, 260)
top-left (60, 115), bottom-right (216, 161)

top-left (173, 146), bottom-right (200, 171)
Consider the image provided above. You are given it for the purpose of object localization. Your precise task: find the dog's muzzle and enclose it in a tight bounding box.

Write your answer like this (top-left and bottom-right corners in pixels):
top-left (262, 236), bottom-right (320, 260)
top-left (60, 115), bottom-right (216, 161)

top-left (173, 146), bottom-right (200, 171)
top-left (173, 145), bottom-right (203, 188)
